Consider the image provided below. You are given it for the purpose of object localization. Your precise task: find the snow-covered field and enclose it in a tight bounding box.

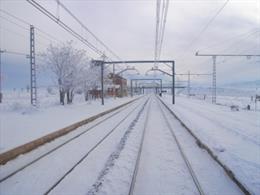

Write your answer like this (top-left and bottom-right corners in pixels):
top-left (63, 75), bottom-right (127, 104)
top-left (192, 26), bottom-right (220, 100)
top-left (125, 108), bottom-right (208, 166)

top-left (161, 95), bottom-right (260, 194)
top-left (178, 86), bottom-right (259, 111)
top-left (0, 89), bottom-right (136, 153)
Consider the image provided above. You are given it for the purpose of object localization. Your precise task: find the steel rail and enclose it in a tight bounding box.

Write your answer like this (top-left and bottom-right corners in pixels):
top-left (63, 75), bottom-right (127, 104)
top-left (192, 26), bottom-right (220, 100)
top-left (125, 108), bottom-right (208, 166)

top-left (128, 98), bottom-right (151, 195)
top-left (157, 96), bottom-right (250, 195)
top-left (44, 97), bottom-right (148, 195)
top-left (157, 98), bottom-right (205, 195)
top-left (0, 98), bottom-right (141, 183)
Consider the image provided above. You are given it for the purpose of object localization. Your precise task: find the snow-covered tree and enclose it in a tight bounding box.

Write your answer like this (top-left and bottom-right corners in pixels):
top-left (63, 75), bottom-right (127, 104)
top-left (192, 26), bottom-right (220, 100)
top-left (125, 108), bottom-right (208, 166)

top-left (42, 41), bottom-right (86, 105)
top-left (79, 62), bottom-right (111, 101)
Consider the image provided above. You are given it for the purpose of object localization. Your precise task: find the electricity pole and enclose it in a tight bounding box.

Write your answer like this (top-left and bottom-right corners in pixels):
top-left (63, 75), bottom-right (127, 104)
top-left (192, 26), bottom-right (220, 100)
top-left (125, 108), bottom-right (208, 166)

top-left (188, 71), bottom-right (190, 98)
top-left (30, 25), bottom-right (37, 106)
top-left (196, 52), bottom-right (260, 104)
top-left (0, 49), bottom-right (5, 103)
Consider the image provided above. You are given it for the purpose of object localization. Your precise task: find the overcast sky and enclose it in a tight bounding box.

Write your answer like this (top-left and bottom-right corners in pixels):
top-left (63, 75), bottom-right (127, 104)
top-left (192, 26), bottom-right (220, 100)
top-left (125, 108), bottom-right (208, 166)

top-left (0, 0), bottom-right (259, 89)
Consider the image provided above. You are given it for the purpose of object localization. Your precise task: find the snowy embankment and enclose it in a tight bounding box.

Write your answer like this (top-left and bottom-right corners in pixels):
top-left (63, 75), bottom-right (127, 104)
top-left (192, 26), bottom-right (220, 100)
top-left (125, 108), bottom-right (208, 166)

top-left (161, 95), bottom-right (260, 195)
top-left (0, 89), bottom-right (137, 153)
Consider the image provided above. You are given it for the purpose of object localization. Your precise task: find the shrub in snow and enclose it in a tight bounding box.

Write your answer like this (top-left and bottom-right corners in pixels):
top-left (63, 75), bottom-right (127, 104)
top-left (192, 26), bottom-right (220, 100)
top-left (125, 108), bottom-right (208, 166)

top-left (47, 86), bottom-right (55, 95)
top-left (230, 105), bottom-right (239, 111)
top-left (10, 102), bottom-right (24, 111)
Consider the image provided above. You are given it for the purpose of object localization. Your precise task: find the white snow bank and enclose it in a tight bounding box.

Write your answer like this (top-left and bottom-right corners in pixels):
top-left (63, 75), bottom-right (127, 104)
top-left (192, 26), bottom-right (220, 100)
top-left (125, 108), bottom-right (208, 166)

top-left (0, 89), bottom-right (138, 153)
top-left (161, 95), bottom-right (260, 195)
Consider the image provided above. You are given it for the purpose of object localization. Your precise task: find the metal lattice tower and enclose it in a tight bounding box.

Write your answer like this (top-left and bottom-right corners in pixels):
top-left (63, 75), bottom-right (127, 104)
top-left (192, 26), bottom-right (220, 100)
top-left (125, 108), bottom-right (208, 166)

top-left (30, 25), bottom-right (37, 106)
top-left (212, 56), bottom-right (217, 104)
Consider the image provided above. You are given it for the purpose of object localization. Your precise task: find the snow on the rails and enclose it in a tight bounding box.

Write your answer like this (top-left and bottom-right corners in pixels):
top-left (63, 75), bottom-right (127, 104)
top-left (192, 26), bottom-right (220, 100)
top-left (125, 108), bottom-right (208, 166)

top-left (86, 98), bottom-right (149, 195)
top-left (87, 97), bottom-right (241, 195)
top-left (161, 95), bottom-right (260, 194)
top-left (0, 89), bottom-right (138, 153)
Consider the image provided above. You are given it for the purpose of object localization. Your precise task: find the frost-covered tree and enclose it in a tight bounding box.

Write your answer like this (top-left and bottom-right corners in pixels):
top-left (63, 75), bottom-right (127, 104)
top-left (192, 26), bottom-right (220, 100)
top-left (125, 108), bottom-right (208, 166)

top-left (43, 41), bottom-right (86, 105)
top-left (79, 60), bottom-right (112, 101)
top-left (79, 62), bottom-right (105, 101)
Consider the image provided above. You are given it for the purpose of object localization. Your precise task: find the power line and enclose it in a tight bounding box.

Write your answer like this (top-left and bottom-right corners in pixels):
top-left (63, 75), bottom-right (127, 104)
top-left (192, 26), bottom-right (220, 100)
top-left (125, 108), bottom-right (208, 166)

top-left (0, 9), bottom-right (62, 44)
top-left (0, 9), bottom-right (30, 26)
top-left (188, 0), bottom-right (229, 49)
top-left (158, 0), bottom-right (169, 59)
top-left (56, 0), bottom-right (121, 61)
top-left (154, 0), bottom-right (169, 69)
top-left (2, 50), bottom-right (28, 56)
top-left (154, 0), bottom-right (161, 63)
top-left (35, 27), bottom-right (63, 44)
top-left (198, 28), bottom-right (260, 52)
top-left (0, 26), bottom-right (28, 39)
top-left (176, 0), bottom-right (229, 63)
top-left (0, 25), bottom-right (51, 49)
top-left (26, 0), bottom-right (106, 57)
top-left (0, 15), bottom-right (29, 31)
top-left (176, 28), bottom-right (258, 73)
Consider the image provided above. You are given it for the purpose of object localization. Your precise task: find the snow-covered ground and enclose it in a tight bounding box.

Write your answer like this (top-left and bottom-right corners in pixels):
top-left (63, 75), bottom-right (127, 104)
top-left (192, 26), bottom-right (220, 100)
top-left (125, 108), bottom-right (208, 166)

top-left (1, 96), bottom-right (244, 195)
top-left (0, 89), bottom-right (137, 153)
top-left (1, 89), bottom-right (259, 194)
top-left (0, 97), bottom-right (148, 195)
top-left (161, 95), bottom-right (260, 194)
top-left (178, 87), bottom-right (259, 111)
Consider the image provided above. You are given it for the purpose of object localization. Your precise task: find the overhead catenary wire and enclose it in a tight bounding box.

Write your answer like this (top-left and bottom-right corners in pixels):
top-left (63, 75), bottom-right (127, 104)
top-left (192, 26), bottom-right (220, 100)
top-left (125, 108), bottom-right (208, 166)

top-left (154, 0), bottom-right (169, 69)
top-left (56, 0), bottom-right (122, 61)
top-left (0, 9), bottom-right (63, 44)
top-left (0, 9), bottom-right (30, 26)
top-left (158, 0), bottom-right (169, 60)
top-left (1, 49), bottom-right (44, 57)
top-left (175, 0), bottom-right (230, 73)
top-left (197, 28), bottom-right (260, 52)
top-left (154, 0), bottom-right (161, 63)
top-left (0, 26), bottom-right (28, 39)
top-left (26, 0), bottom-right (104, 57)
top-left (180, 29), bottom-right (259, 72)
top-left (184, 0), bottom-right (230, 51)
top-left (0, 15), bottom-right (29, 31)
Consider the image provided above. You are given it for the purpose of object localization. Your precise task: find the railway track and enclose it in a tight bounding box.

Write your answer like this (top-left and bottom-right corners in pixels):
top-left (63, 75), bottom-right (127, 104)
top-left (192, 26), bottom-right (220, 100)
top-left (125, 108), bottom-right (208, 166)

top-left (0, 97), bottom-right (149, 195)
top-left (128, 96), bottom-right (244, 195)
top-left (0, 100), bottom-right (135, 183)
top-left (158, 96), bottom-right (251, 195)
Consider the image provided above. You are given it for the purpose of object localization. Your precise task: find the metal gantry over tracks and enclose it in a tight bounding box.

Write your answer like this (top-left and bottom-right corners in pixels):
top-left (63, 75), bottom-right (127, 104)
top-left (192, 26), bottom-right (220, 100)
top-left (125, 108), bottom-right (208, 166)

top-left (92, 60), bottom-right (175, 105)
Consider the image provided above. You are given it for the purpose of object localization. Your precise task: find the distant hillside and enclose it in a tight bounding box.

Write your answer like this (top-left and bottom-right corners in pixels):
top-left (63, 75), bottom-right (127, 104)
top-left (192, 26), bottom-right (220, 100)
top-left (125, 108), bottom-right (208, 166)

top-left (222, 80), bottom-right (260, 89)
